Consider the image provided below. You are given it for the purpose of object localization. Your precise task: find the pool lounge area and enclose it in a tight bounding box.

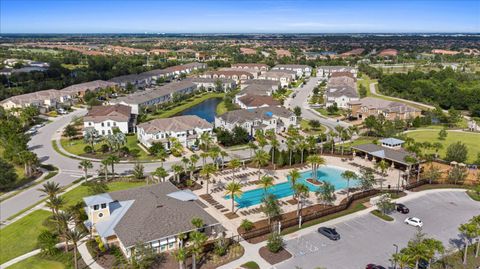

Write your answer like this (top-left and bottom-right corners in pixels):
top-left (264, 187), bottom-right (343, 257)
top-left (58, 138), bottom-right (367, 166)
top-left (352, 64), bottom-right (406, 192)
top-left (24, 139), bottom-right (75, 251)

top-left (226, 166), bottom-right (351, 208)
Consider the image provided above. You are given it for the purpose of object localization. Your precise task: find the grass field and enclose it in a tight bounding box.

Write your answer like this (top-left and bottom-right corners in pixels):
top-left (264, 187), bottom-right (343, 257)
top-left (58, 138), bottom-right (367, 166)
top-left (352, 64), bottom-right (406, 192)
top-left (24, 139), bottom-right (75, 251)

top-left (8, 255), bottom-right (66, 269)
top-left (300, 119), bottom-right (326, 135)
top-left (60, 135), bottom-right (150, 160)
top-left (62, 181), bottom-right (147, 207)
top-left (0, 210), bottom-right (51, 264)
top-left (216, 99), bottom-right (228, 115)
top-left (405, 129), bottom-right (480, 163)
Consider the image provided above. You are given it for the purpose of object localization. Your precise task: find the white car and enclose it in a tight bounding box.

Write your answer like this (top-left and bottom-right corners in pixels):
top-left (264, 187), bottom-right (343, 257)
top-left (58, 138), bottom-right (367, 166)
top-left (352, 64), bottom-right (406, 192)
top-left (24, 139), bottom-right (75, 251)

top-left (405, 217), bottom-right (423, 227)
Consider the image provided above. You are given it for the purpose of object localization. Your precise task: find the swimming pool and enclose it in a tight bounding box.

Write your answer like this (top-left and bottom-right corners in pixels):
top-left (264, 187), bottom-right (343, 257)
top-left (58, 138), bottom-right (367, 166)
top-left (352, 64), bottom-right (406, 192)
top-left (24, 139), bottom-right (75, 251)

top-left (225, 166), bottom-right (352, 208)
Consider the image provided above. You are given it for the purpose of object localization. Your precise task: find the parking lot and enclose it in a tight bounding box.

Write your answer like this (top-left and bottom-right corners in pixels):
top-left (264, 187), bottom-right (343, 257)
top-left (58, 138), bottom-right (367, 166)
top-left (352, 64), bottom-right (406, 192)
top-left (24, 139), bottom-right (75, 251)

top-left (277, 191), bottom-right (479, 269)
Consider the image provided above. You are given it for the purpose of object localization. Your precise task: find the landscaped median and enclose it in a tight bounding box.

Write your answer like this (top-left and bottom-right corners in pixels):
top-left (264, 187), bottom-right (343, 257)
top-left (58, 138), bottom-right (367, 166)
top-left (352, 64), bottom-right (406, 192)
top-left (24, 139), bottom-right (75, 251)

top-left (370, 209), bottom-right (394, 221)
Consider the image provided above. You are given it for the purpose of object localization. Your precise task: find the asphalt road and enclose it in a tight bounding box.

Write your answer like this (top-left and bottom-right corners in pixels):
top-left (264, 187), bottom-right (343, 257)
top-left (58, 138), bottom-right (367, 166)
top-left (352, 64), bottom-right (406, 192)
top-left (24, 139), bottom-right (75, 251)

top-left (286, 76), bottom-right (350, 131)
top-left (277, 191), bottom-right (479, 269)
top-left (0, 109), bottom-right (251, 221)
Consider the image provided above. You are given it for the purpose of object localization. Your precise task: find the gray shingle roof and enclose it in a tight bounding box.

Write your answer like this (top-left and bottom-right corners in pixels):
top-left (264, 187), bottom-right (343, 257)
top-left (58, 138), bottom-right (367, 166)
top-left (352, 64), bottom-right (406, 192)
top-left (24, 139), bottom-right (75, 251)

top-left (137, 115), bottom-right (212, 134)
top-left (351, 143), bottom-right (416, 165)
top-left (107, 182), bottom-right (219, 248)
top-left (217, 106), bottom-right (294, 125)
top-left (112, 81), bottom-right (195, 105)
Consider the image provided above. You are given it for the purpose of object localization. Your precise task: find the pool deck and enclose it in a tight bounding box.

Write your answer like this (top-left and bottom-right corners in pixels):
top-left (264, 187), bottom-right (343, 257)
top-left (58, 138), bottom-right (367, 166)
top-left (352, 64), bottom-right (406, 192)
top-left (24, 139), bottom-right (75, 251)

top-left (193, 155), bottom-right (401, 232)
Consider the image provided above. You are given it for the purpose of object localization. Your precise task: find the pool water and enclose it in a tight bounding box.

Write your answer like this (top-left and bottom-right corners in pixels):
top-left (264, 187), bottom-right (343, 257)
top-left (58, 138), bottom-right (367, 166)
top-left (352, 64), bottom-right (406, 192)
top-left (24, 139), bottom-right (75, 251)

top-left (176, 98), bottom-right (221, 123)
top-left (225, 166), bottom-right (351, 208)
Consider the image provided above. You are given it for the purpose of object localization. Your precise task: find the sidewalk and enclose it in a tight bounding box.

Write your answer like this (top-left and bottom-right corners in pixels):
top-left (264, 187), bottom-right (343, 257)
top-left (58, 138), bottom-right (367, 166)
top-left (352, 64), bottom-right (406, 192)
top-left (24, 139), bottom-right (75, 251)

top-left (78, 240), bottom-right (105, 269)
top-left (0, 168), bottom-right (49, 201)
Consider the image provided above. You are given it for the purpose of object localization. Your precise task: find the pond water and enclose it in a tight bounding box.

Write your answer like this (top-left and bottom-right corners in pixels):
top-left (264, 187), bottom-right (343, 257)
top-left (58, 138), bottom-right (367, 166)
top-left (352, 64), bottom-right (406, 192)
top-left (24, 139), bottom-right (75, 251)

top-left (176, 98), bottom-right (221, 123)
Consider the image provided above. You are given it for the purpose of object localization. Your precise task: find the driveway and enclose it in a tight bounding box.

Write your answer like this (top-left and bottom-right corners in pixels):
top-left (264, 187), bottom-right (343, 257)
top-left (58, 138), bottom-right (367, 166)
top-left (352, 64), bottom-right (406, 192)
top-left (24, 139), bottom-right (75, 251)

top-left (277, 191), bottom-right (478, 269)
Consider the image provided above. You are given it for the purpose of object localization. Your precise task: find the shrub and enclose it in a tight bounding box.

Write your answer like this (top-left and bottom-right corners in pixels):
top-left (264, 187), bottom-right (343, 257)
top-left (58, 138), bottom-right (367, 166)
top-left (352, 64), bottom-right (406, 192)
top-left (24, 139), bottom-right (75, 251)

top-left (241, 261), bottom-right (260, 269)
top-left (37, 230), bottom-right (59, 256)
top-left (130, 149), bottom-right (140, 158)
top-left (213, 236), bottom-right (229, 256)
top-left (100, 144), bottom-right (110, 153)
top-left (240, 219), bottom-right (254, 231)
top-left (95, 236), bottom-right (106, 252)
top-left (266, 232), bottom-right (284, 253)
top-left (86, 181), bottom-right (109, 195)
top-left (83, 145), bottom-right (93, 154)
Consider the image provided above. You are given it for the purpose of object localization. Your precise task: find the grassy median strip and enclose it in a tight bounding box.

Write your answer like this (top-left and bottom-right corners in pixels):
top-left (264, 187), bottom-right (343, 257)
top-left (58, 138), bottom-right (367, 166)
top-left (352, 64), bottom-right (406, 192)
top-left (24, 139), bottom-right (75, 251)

top-left (370, 209), bottom-right (394, 221)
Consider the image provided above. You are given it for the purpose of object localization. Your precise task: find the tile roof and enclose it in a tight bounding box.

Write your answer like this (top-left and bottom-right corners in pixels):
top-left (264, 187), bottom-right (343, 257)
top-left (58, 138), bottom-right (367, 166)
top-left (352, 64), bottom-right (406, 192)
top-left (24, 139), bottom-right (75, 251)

top-left (61, 80), bottom-right (117, 94)
top-left (349, 97), bottom-right (420, 113)
top-left (238, 94), bottom-right (280, 107)
top-left (137, 115), bottom-right (212, 134)
top-left (217, 106), bottom-right (294, 125)
top-left (84, 104), bottom-right (131, 123)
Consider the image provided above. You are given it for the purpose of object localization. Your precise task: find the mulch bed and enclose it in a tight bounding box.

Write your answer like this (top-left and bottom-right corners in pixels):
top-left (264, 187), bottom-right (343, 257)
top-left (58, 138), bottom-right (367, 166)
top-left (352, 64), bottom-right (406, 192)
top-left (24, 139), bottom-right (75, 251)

top-left (306, 178), bottom-right (322, 185)
top-left (259, 246), bottom-right (292, 265)
top-left (225, 212), bottom-right (239, 219)
top-left (286, 199), bottom-right (298, 205)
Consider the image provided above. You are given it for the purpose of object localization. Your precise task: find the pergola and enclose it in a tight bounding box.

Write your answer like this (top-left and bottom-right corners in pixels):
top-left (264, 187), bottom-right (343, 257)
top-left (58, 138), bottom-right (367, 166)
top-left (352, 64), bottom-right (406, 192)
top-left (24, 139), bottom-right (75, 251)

top-left (351, 143), bottom-right (419, 171)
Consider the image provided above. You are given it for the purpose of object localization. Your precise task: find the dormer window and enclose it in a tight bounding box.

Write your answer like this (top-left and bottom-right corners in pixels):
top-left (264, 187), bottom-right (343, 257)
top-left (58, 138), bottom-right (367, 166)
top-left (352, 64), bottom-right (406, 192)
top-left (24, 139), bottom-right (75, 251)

top-left (101, 203), bottom-right (107, 209)
top-left (94, 205), bottom-right (99, 210)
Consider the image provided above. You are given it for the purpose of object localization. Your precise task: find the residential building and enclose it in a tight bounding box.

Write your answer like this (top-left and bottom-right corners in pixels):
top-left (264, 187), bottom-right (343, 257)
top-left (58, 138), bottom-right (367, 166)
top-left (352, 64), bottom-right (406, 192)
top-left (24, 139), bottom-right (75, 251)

top-left (200, 70), bottom-right (254, 83)
top-left (110, 81), bottom-right (196, 114)
top-left (272, 64), bottom-right (312, 77)
top-left (0, 89), bottom-right (71, 111)
top-left (324, 86), bottom-right (359, 108)
top-left (83, 182), bottom-right (222, 258)
top-left (83, 104), bottom-right (135, 135)
top-left (137, 115), bottom-right (214, 149)
top-left (215, 106), bottom-right (297, 135)
top-left (219, 68), bottom-right (260, 79)
top-left (236, 94), bottom-right (281, 109)
top-left (60, 80), bottom-right (118, 98)
top-left (275, 49), bottom-right (292, 58)
top-left (259, 70), bottom-right (296, 87)
top-left (241, 79), bottom-right (281, 92)
top-left (187, 77), bottom-right (237, 92)
top-left (231, 63), bottom-right (269, 72)
top-left (317, 66), bottom-right (357, 78)
top-left (348, 97), bottom-right (421, 121)
top-left (240, 47), bottom-right (257, 55)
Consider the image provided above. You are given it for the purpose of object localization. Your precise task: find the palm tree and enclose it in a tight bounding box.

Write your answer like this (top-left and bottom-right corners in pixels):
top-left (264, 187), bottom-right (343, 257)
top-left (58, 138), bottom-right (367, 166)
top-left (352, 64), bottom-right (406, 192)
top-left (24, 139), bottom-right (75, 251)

top-left (471, 215), bottom-right (480, 258)
top-left (306, 154), bottom-right (326, 180)
top-left (257, 175), bottom-right (274, 197)
top-left (171, 164), bottom-right (183, 183)
top-left (46, 195), bottom-right (65, 216)
top-left (155, 147), bottom-right (168, 167)
top-left (334, 125), bottom-right (345, 155)
top-left (189, 231), bottom-right (207, 269)
top-left (83, 128), bottom-right (98, 149)
top-left (78, 160), bottom-right (93, 182)
top-left (219, 150), bottom-right (228, 170)
top-left (225, 182), bottom-right (243, 213)
top-left (269, 136), bottom-right (280, 170)
top-left (247, 141), bottom-right (258, 158)
top-left (199, 131), bottom-right (213, 151)
top-left (66, 228), bottom-right (87, 269)
top-left (405, 238), bottom-right (430, 269)
top-left (391, 252), bottom-right (410, 269)
top-left (153, 167), bottom-right (168, 183)
top-left (255, 130), bottom-right (268, 150)
top-left (288, 169), bottom-right (301, 200)
top-left (341, 170), bottom-right (358, 198)
top-left (181, 156), bottom-right (189, 175)
top-left (306, 136), bottom-right (317, 154)
top-left (459, 221), bottom-right (477, 264)
top-left (200, 163), bottom-right (217, 194)
top-left (200, 151), bottom-right (209, 166)
top-left (174, 247), bottom-right (187, 269)
top-left (188, 154), bottom-right (199, 180)
top-left (18, 150), bottom-right (37, 177)
top-left (293, 183), bottom-right (309, 216)
top-left (423, 238), bottom-right (444, 268)
top-left (53, 211), bottom-right (73, 253)
top-left (227, 159), bottom-right (241, 180)
top-left (100, 159), bottom-right (109, 181)
top-left (169, 137), bottom-right (184, 156)
top-left (315, 181), bottom-right (336, 208)
top-left (375, 159), bottom-right (389, 190)
top-left (286, 137), bottom-right (296, 166)
top-left (209, 146), bottom-right (221, 169)
top-left (105, 154), bottom-right (120, 175)
top-left (251, 150), bottom-right (270, 179)
top-left (298, 139), bottom-right (308, 164)
top-left (39, 181), bottom-right (61, 200)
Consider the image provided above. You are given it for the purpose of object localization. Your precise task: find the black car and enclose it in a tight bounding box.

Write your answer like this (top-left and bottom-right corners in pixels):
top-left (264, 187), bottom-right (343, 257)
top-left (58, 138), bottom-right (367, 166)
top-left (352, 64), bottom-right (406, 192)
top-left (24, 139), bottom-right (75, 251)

top-left (317, 227), bottom-right (340, 240)
top-left (396, 203), bottom-right (410, 214)
top-left (366, 264), bottom-right (386, 269)
top-left (418, 259), bottom-right (429, 269)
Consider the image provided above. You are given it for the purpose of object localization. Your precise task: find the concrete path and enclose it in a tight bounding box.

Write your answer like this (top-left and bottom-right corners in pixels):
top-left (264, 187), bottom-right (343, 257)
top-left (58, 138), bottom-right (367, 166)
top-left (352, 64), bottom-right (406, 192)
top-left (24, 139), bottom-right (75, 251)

top-left (78, 240), bottom-right (105, 269)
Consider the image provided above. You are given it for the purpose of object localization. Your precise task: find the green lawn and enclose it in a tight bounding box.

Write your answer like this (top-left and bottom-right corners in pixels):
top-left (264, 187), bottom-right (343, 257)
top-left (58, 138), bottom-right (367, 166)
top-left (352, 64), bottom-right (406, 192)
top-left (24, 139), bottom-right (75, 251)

top-left (300, 119), bottom-right (326, 135)
top-left (405, 129), bottom-right (480, 163)
top-left (60, 135), bottom-right (150, 160)
top-left (62, 181), bottom-right (147, 207)
top-left (216, 100), bottom-right (228, 115)
top-left (8, 255), bottom-right (66, 269)
top-left (0, 210), bottom-right (51, 264)
top-left (145, 92), bottom-right (225, 120)
top-left (314, 108), bottom-right (342, 117)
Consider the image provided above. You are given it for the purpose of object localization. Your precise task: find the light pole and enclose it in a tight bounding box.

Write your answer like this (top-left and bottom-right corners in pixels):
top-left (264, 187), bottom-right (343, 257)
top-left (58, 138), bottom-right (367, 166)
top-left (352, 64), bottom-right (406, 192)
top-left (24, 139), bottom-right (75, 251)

top-left (393, 244), bottom-right (399, 269)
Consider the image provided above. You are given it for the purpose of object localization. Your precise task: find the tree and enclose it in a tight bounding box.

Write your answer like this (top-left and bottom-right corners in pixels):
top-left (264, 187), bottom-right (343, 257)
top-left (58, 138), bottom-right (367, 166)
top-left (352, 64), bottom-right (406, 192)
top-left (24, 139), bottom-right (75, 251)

top-left (293, 106), bottom-right (302, 117)
top-left (341, 170), bottom-right (358, 198)
top-left (39, 181), bottom-right (61, 200)
top-left (374, 159), bottom-right (389, 189)
top-left (288, 169), bottom-right (301, 200)
top-left (225, 181), bottom-right (243, 213)
top-left (63, 124), bottom-right (78, 140)
top-left (53, 211), bottom-right (73, 253)
top-left (173, 247), bottom-right (187, 269)
top-left (459, 221), bottom-right (478, 264)
top-left (262, 194), bottom-right (282, 224)
top-left (78, 160), bottom-right (93, 182)
top-left (169, 137), bottom-right (184, 157)
top-left (131, 242), bottom-right (159, 269)
top-left (105, 154), bottom-right (119, 175)
top-left (297, 139), bottom-right (308, 164)
top-left (37, 230), bottom-right (58, 256)
top-left (0, 158), bottom-right (18, 189)
top-left (447, 166), bottom-right (467, 185)
top-left (188, 154), bottom-right (199, 180)
top-left (149, 142), bottom-right (167, 163)
top-left (46, 195), bottom-right (65, 216)
top-left (269, 136), bottom-right (280, 170)
top-left (286, 137), bottom-right (296, 166)
top-left (257, 175), bottom-right (274, 197)
top-left (445, 142), bottom-right (468, 163)
top-left (251, 150), bottom-right (269, 178)
top-left (293, 183), bottom-right (309, 216)
top-left (100, 159), bottom-right (109, 181)
top-left (432, 142), bottom-right (443, 159)
top-left (133, 162), bottom-right (144, 179)
top-left (266, 232), bottom-right (284, 253)
top-left (66, 228), bottom-right (87, 269)
top-left (227, 159), bottom-right (241, 180)
top-left (18, 150), bottom-right (38, 178)
top-left (315, 181), bottom-right (336, 208)
top-left (189, 231), bottom-right (207, 269)
top-left (200, 163), bottom-right (217, 194)
top-left (171, 163), bottom-right (183, 183)
top-left (306, 154), bottom-right (325, 180)
top-left (83, 128), bottom-right (98, 149)
top-left (240, 219), bottom-right (254, 231)
top-left (438, 128), bottom-right (447, 140)
top-left (191, 217), bottom-right (204, 229)
top-left (423, 238), bottom-right (445, 268)
top-left (358, 167), bottom-right (375, 191)
top-left (199, 131), bottom-right (213, 151)
top-left (153, 167), bottom-right (168, 183)
top-left (376, 193), bottom-right (395, 215)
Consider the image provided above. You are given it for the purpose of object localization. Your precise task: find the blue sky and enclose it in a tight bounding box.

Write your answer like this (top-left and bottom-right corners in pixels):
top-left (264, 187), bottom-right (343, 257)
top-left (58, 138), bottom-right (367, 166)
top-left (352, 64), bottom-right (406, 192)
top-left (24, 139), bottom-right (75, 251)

top-left (1, 0), bottom-right (479, 33)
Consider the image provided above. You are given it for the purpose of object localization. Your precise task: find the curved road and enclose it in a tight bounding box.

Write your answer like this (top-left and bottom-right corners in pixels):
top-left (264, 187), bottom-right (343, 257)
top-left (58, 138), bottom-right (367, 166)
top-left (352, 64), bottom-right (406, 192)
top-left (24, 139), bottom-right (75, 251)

top-left (0, 109), bottom-right (250, 221)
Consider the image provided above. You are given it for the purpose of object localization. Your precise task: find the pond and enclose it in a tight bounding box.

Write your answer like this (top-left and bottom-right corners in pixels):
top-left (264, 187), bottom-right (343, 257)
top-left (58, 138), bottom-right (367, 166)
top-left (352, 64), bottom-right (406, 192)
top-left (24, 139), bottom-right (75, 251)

top-left (176, 97), bottom-right (221, 123)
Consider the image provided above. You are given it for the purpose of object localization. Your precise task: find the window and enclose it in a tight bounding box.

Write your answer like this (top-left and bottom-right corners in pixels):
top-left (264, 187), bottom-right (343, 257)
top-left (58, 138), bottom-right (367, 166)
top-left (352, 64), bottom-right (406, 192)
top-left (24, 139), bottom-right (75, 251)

top-left (101, 123), bottom-right (104, 127)
top-left (98, 212), bottom-right (104, 218)
top-left (102, 130), bottom-right (105, 135)
top-left (93, 205), bottom-right (99, 210)
top-left (113, 122), bottom-right (116, 127)
top-left (107, 122), bottom-right (111, 127)
top-left (89, 122), bottom-right (92, 126)
top-left (101, 203), bottom-right (107, 209)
